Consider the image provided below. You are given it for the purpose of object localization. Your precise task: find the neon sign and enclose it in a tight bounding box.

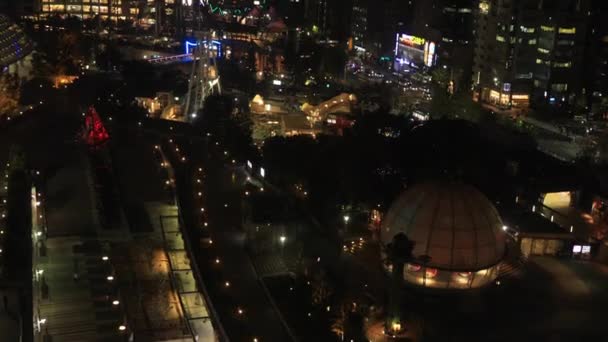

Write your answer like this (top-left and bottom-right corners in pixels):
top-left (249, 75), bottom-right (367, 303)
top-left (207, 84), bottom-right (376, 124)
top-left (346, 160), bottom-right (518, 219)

top-left (398, 34), bottom-right (426, 48)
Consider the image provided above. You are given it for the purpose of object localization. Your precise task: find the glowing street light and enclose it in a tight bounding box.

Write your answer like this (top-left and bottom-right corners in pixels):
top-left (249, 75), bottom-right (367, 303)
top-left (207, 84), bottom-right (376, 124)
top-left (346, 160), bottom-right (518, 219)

top-left (102, 256), bottom-right (109, 261)
top-left (118, 325), bottom-right (126, 331)
top-left (279, 236), bottom-right (286, 244)
top-left (107, 276), bottom-right (114, 281)
top-left (112, 300), bottom-right (120, 305)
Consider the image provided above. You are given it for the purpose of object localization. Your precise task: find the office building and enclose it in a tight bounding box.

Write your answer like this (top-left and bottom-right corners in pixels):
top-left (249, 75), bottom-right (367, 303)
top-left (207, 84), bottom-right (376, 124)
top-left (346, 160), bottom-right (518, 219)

top-left (473, 0), bottom-right (591, 109)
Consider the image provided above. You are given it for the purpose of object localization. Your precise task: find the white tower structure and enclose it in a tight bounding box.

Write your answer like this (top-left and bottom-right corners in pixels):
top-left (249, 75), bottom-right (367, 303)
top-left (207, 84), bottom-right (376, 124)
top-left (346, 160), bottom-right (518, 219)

top-left (184, 30), bottom-right (222, 120)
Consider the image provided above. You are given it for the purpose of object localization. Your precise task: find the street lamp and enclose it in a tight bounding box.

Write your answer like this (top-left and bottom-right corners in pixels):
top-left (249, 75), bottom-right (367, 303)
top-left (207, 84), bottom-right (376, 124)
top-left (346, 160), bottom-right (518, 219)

top-left (279, 236), bottom-right (286, 257)
top-left (343, 215), bottom-right (350, 236)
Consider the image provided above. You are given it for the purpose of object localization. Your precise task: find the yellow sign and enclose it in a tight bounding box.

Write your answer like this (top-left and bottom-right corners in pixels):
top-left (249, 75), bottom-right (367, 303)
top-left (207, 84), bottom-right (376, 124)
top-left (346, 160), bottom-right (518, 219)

top-left (399, 34), bottom-right (425, 47)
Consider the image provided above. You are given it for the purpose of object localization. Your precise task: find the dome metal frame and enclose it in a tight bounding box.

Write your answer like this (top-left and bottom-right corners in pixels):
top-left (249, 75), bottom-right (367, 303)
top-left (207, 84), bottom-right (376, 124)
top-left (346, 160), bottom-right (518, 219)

top-left (382, 182), bottom-right (506, 272)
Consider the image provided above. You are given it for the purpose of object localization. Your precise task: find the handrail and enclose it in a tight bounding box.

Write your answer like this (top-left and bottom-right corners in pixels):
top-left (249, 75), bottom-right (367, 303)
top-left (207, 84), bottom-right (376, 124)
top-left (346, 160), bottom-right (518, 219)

top-left (160, 145), bottom-right (229, 341)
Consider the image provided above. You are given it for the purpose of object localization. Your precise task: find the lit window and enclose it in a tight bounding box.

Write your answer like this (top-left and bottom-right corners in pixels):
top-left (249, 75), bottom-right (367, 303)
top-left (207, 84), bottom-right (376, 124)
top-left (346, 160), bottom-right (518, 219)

top-left (496, 35), bottom-right (505, 42)
top-left (557, 40), bottom-right (575, 46)
top-left (553, 62), bottom-right (572, 68)
top-left (520, 26), bottom-right (535, 33)
top-left (479, 1), bottom-right (490, 14)
top-left (551, 83), bottom-right (568, 92)
top-left (528, 39), bottom-right (537, 45)
top-left (541, 25), bottom-right (555, 32)
top-left (537, 48), bottom-right (550, 54)
top-left (558, 27), bottom-right (576, 34)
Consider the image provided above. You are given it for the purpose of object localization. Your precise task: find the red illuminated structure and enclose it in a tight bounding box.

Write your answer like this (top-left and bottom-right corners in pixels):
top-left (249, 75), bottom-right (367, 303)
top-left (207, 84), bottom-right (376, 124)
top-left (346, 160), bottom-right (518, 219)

top-left (81, 106), bottom-right (109, 148)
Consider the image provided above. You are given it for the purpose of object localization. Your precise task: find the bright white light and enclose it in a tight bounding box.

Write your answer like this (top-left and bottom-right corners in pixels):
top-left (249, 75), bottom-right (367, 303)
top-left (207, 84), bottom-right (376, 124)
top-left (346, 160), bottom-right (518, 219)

top-left (280, 236), bottom-right (286, 244)
top-left (502, 225), bottom-right (508, 231)
top-left (102, 256), bottom-right (109, 261)
top-left (118, 325), bottom-right (126, 331)
top-left (343, 215), bottom-right (350, 223)
top-left (107, 276), bottom-right (114, 281)
top-left (112, 300), bottom-right (120, 305)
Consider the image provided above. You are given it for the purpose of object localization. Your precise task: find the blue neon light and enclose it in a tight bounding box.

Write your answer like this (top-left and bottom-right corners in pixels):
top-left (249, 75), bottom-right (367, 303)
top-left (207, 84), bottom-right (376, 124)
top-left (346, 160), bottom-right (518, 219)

top-left (185, 40), bottom-right (222, 57)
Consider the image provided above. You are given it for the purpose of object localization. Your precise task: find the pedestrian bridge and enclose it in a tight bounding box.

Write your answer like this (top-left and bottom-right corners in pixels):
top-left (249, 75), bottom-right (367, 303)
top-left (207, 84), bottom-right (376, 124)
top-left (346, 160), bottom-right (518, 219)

top-left (147, 53), bottom-right (193, 64)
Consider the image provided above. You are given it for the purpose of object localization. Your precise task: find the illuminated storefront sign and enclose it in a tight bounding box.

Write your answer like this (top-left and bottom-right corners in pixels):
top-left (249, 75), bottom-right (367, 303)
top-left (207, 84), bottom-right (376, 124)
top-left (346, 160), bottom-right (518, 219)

top-left (424, 42), bottom-right (435, 67)
top-left (398, 34), bottom-right (426, 48)
top-left (395, 33), bottom-right (436, 70)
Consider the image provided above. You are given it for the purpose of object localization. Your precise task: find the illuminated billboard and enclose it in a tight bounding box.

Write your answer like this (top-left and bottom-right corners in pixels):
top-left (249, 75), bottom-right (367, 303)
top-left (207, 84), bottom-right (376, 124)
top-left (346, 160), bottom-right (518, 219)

top-left (394, 33), bottom-right (436, 70)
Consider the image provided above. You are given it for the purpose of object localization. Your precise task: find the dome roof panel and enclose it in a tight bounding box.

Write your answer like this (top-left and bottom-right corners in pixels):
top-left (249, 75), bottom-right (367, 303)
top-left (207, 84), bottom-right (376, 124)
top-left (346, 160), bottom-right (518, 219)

top-left (382, 182), bottom-right (506, 270)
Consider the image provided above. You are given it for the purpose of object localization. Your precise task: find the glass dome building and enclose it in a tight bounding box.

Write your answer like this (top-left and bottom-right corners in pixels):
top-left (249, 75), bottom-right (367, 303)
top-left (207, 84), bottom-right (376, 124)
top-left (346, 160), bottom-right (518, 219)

top-left (0, 14), bottom-right (33, 70)
top-left (381, 182), bottom-right (506, 289)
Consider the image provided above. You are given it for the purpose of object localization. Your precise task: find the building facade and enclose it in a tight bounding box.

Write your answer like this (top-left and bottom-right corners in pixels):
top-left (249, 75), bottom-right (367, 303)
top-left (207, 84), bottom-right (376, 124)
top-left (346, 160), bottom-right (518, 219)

top-left (35, 0), bottom-right (181, 30)
top-left (0, 14), bottom-right (33, 74)
top-left (585, 1), bottom-right (608, 116)
top-left (350, 0), bottom-right (368, 51)
top-left (473, 0), bottom-right (591, 109)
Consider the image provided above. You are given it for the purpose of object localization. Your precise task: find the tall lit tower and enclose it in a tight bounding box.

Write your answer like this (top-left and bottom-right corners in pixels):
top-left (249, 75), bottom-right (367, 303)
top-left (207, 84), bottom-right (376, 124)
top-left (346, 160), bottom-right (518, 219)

top-left (184, 30), bottom-right (222, 120)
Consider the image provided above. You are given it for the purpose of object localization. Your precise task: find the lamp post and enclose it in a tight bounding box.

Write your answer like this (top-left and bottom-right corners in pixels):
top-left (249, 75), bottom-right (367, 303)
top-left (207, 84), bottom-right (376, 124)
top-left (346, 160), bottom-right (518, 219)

top-left (343, 215), bottom-right (350, 237)
top-left (279, 235), bottom-right (286, 257)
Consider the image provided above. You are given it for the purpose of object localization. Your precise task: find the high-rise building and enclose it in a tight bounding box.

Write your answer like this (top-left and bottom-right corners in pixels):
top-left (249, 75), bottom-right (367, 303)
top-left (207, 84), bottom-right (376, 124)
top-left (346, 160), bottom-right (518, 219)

top-left (367, 0), bottom-right (416, 58)
top-left (472, 0), bottom-right (591, 110)
top-left (350, 0), bottom-right (369, 51)
top-left (303, 0), bottom-right (328, 33)
top-left (585, 1), bottom-right (608, 115)
top-left (34, 0), bottom-right (182, 32)
top-left (400, 0), bottom-right (476, 89)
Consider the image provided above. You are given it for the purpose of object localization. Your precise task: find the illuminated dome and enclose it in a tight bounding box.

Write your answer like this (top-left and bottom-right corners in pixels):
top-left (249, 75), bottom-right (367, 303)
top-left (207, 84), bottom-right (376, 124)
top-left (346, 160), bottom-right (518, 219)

top-left (0, 14), bottom-right (33, 68)
top-left (382, 182), bottom-right (506, 289)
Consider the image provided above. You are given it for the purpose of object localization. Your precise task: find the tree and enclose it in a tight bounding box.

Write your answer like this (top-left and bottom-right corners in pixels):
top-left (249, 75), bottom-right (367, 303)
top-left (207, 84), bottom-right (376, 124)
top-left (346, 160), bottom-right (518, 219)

top-left (0, 74), bottom-right (21, 116)
top-left (0, 74), bottom-right (20, 117)
top-left (385, 233), bottom-right (415, 335)
top-left (319, 46), bottom-right (347, 78)
top-left (429, 68), bottom-right (451, 119)
top-left (8, 145), bottom-right (26, 171)
top-left (194, 94), bottom-right (256, 161)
